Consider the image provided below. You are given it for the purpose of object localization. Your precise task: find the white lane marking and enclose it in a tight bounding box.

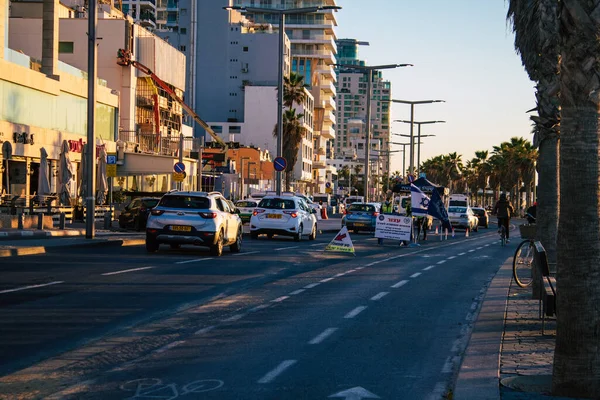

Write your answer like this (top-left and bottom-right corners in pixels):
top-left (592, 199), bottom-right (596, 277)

top-left (272, 296), bottom-right (289, 303)
top-left (447, 256), bottom-right (456, 260)
top-left (346, 269), bottom-right (356, 273)
top-left (250, 304), bottom-right (270, 312)
top-left (101, 267), bottom-right (154, 276)
top-left (391, 280), bottom-right (408, 288)
top-left (335, 273), bottom-right (347, 277)
top-left (155, 340), bottom-right (186, 354)
top-left (355, 266), bottom-right (365, 270)
top-left (458, 252), bottom-right (466, 256)
top-left (365, 261), bottom-right (381, 267)
top-left (370, 292), bottom-right (389, 301)
top-left (476, 247), bottom-right (483, 250)
top-left (423, 265), bottom-right (435, 271)
top-left (222, 313), bottom-right (245, 322)
top-left (175, 258), bottom-right (214, 264)
top-left (310, 243), bottom-right (323, 247)
top-left (441, 356), bottom-right (453, 373)
top-left (344, 306), bottom-right (367, 319)
top-left (0, 281), bottom-right (64, 294)
top-left (468, 249), bottom-right (475, 253)
top-left (320, 277), bottom-right (334, 283)
top-left (233, 251), bottom-right (260, 256)
top-left (304, 283), bottom-right (320, 289)
top-left (274, 246), bottom-right (299, 251)
top-left (436, 260), bottom-right (446, 265)
top-left (257, 360), bottom-right (297, 384)
top-left (309, 328), bottom-right (338, 345)
top-left (410, 272), bottom-right (422, 278)
top-left (289, 289), bottom-right (306, 295)
top-left (195, 326), bottom-right (215, 335)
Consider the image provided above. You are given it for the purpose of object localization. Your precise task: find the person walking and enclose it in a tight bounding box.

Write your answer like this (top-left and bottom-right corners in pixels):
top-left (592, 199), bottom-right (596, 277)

top-left (378, 198), bottom-right (395, 245)
top-left (493, 193), bottom-right (514, 242)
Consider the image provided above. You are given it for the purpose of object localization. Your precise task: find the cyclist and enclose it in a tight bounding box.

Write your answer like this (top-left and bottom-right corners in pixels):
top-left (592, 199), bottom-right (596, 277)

top-left (493, 193), bottom-right (514, 242)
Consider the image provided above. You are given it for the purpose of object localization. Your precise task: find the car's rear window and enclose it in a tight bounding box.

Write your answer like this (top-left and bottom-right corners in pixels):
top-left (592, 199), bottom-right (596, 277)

top-left (159, 195), bottom-right (210, 209)
top-left (448, 207), bottom-right (467, 213)
top-left (258, 198), bottom-right (296, 209)
top-left (348, 204), bottom-right (375, 212)
top-left (236, 201), bottom-right (257, 208)
top-left (142, 199), bottom-right (159, 208)
top-left (472, 209), bottom-right (485, 216)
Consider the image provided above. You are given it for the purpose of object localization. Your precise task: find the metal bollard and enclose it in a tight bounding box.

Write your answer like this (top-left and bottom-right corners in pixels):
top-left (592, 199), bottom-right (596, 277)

top-left (59, 212), bottom-right (66, 230)
top-left (37, 213), bottom-right (44, 230)
top-left (103, 211), bottom-right (112, 230)
top-left (17, 213), bottom-right (25, 230)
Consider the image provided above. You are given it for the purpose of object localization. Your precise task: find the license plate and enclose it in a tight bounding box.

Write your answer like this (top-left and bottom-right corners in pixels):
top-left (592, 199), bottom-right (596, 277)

top-left (171, 225), bottom-right (192, 232)
top-left (267, 214), bottom-right (282, 219)
top-left (354, 223), bottom-right (366, 227)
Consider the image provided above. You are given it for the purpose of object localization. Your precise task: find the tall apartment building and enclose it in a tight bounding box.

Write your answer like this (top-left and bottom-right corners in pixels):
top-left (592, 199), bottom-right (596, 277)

top-left (232, 0), bottom-right (339, 194)
top-left (121, 0), bottom-right (156, 30)
top-left (333, 38), bottom-right (392, 178)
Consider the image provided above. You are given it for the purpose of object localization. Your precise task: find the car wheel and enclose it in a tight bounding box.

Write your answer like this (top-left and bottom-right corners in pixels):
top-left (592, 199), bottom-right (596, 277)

top-left (230, 227), bottom-right (243, 253)
top-left (146, 236), bottom-right (159, 253)
top-left (210, 231), bottom-right (224, 256)
top-left (294, 224), bottom-right (303, 242)
top-left (309, 224), bottom-right (317, 240)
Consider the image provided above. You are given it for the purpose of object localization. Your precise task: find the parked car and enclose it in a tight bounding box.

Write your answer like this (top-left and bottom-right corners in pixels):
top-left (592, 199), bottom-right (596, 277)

top-left (250, 194), bottom-right (318, 241)
top-left (447, 206), bottom-right (479, 231)
top-left (118, 197), bottom-right (160, 231)
top-left (235, 199), bottom-right (259, 223)
top-left (145, 191), bottom-right (243, 256)
top-left (471, 207), bottom-right (489, 228)
top-left (342, 202), bottom-right (381, 233)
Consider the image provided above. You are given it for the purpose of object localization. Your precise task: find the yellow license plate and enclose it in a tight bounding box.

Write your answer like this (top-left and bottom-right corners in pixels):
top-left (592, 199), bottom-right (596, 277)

top-left (354, 223), bottom-right (366, 227)
top-left (267, 214), bottom-right (282, 219)
top-left (171, 225), bottom-right (192, 232)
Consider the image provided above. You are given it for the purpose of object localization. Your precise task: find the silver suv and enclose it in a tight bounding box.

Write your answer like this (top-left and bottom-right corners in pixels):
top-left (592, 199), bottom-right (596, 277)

top-left (145, 191), bottom-right (243, 256)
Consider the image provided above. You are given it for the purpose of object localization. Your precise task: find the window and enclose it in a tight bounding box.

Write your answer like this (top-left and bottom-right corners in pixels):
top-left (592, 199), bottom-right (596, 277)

top-left (181, 28), bottom-right (187, 34)
top-left (59, 42), bottom-right (74, 54)
top-left (243, 46), bottom-right (249, 52)
top-left (179, 45), bottom-right (186, 52)
top-left (180, 8), bottom-right (187, 16)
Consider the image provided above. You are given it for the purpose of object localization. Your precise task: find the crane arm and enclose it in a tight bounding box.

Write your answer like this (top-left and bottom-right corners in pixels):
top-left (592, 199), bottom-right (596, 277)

top-left (117, 49), bottom-right (228, 150)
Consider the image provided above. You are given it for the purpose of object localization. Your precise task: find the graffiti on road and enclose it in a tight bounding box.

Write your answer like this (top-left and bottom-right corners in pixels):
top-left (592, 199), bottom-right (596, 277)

top-left (120, 378), bottom-right (224, 400)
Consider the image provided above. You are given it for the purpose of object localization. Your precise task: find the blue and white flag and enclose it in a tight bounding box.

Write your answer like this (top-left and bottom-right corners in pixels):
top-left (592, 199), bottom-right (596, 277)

top-left (410, 183), bottom-right (430, 216)
top-left (428, 188), bottom-right (452, 230)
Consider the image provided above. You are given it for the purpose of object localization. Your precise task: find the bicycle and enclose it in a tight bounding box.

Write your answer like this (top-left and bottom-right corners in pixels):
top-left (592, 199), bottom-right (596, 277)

top-left (498, 217), bottom-right (507, 246)
top-left (513, 214), bottom-right (536, 288)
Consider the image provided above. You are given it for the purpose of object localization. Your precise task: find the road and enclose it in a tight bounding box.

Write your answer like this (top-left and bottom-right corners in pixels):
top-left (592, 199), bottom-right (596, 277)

top-left (0, 228), bottom-right (512, 399)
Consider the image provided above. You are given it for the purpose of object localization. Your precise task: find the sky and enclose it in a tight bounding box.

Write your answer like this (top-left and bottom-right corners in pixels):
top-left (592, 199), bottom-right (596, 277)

top-left (333, 0), bottom-right (536, 174)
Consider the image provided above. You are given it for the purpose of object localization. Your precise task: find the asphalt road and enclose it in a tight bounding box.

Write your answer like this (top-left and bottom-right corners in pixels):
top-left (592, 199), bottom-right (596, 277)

top-left (0, 227), bottom-right (514, 399)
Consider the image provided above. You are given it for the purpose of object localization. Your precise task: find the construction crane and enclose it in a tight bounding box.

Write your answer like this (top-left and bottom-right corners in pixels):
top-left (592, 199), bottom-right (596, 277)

top-left (116, 48), bottom-right (228, 154)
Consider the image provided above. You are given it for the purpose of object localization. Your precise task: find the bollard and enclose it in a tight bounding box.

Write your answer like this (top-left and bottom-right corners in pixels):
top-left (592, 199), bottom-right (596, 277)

top-left (103, 211), bottom-right (112, 230)
top-left (17, 213), bottom-right (25, 230)
top-left (37, 213), bottom-right (44, 230)
top-left (59, 212), bottom-right (66, 230)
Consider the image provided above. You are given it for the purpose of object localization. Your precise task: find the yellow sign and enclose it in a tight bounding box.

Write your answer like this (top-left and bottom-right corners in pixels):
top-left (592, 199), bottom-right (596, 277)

top-left (325, 226), bottom-right (355, 254)
top-left (106, 164), bottom-right (117, 177)
top-left (325, 187), bottom-right (333, 194)
top-left (173, 172), bottom-right (185, 182)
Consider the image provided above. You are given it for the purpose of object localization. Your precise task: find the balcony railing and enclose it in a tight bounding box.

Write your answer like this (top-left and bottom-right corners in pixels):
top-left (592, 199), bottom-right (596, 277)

top-left (119, 131), bottom-right (201, 157)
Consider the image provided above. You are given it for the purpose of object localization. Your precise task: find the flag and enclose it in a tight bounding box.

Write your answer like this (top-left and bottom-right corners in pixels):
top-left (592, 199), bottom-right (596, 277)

top-left (325, 226), bottom-right (355, 254)
top-left (428, 188), bottom-right (452, 230)
top-left (410, 183), bottom-right (430, 216)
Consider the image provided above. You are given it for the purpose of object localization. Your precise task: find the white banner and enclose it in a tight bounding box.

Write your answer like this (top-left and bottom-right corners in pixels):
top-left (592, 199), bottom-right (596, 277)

top-left (375, 214), bottom-right (412, 241)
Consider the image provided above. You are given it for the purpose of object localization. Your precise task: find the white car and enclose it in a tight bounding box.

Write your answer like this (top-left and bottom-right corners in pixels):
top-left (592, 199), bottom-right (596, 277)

top-left (295, 192), bottom-right (321, 213)
top-left (234, 199), bottom-right (258, 223)
top-left (250, 194), bottom-right (318, 241)
top-left (447, 206), bottom-right (479, 231)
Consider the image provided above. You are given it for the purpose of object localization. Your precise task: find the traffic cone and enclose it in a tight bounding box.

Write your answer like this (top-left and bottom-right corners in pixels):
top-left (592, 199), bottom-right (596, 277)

top-left (321, 207), bottom-right (328, 220)
top-left (451, 228), bottom-right (455, 238)
top-left (465, 228), bottom-right (469, 238)
top-left (434, 226), bottom-right (439, 235)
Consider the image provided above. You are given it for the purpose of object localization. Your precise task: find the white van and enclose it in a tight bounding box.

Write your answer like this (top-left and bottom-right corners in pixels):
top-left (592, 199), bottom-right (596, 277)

top-left (312, 193), bottom-right (330, 206)
top-left (449, 194), bottom-right (469, 208)
top-left (344, 195), bottom-right (365, 207)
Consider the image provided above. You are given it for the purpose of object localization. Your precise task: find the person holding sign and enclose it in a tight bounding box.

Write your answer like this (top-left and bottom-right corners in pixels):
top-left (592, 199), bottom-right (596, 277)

top-left (378, 198), bottom-right (395, 245)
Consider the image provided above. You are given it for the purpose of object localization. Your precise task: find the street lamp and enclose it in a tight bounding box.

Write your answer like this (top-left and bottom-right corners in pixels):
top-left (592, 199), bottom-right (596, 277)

top-left (240, 156), bottom-right (251, 199)
top-left (394, 120), bottom-right (445, 175)
top-left (392, 132), bottom-right (436, 174)
top-left (225, 4), bottom-right (342, 196)
top-left (336, 63), bottom-right (413, 202)
top-left (372, 149), bottom-right (403, 196)
top-left (390, 138), bottom-right (424, 178)
top-left (389, 100), bottom-right (445, 178)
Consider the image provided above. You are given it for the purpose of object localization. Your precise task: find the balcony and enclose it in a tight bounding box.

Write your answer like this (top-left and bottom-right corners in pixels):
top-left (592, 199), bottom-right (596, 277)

top-left (313, 159), bottom-right (326, 169)
top-left (139, 11), bottom-right (156, 28)
top-left (292, 49), bottom-right (336, 65)
top-left (321, 125), bottom-right (335, 140)
top-left (316, 65), bottom-right (336, 81)
top-left (139, 0), bottom-right (156, 10)
top-left (166, 0), bottom-right (178, 11)
top-left (323, 110), bottom-right (336, 125)
top-left (319, 80), bottom-right (336, 95)
top-left (119, 131), bottom-right (201, 157)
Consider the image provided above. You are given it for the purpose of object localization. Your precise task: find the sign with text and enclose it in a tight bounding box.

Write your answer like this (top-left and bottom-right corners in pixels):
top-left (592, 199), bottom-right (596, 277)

top-left (106, 164), bottom-right (117, 177)
top-left (173, 172), bottom-right (185, 182)
top-left (375, 214), bottom-right (412, 241)
top-left (325, 226), bottom-right (355, 254)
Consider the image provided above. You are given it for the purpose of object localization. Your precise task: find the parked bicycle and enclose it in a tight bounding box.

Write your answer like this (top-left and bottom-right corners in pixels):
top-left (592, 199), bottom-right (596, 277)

top-left (513, 214), bottom-right (536, 288)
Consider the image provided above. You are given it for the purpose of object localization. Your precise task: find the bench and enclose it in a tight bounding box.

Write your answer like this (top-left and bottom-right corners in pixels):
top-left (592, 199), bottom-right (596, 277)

top-left (533, 241), bottom-right (556, 334)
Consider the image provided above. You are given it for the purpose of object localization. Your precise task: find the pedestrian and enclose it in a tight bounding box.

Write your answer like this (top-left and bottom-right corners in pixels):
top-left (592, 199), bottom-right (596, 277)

top-left (526, 201), bottom-right (537, 224)
top-left (378, 198), bottom-right (394, 245)
top-left (401, 202), bottom-right (413, 246)
top-left (493, 193), bottom-right (514, 242)
top-left (415, 216), bottom-right (428, 241)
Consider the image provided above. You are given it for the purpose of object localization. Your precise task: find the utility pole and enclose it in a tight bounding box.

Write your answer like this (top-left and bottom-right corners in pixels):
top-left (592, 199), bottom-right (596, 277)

top-left (85, 0), bottom-right (97, 239)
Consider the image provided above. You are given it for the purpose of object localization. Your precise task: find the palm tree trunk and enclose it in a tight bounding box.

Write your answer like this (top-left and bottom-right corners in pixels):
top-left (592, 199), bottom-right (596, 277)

top-left (553, 1), bottom-right (600, 395)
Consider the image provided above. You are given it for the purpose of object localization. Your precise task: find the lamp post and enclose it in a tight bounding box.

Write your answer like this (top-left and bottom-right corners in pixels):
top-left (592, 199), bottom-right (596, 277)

top-left (372, 149), bottom-right (403, 195)
top-left (390, 138), bottom-right (423, 179)
top-left (389, 100), bottom-right (445, 178)
top-left (225, 5), bottom-right (342, 196)
top-left (86, 0), bottom-right (98, 239)
top-left (395, 120), bottom-right (445, 175)
top-left (392, 132), bottom-right (436, 175)
top-left (240, 156), bottom-right (250, 199)
top-left (336, 63), bottom-right (413, 202)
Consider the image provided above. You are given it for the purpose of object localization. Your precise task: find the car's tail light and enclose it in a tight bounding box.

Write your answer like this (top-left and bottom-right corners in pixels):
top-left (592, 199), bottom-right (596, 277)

top-left (372, 212), bottom-right (379, 217)
top-left (151, 209), bottom-right (164, 216)
top-left (253, 209), bottom-right (265, 216)
top-left (283, 211), bottom-right (298, 218)
top-left (199, 212), bottom-right (217, 219)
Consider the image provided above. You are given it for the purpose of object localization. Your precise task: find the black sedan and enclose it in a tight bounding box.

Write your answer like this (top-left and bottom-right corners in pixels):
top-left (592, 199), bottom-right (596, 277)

top-left (472, 207), bottom-right (489, 228)
top-left (118, 197), bottom-right (160, 231)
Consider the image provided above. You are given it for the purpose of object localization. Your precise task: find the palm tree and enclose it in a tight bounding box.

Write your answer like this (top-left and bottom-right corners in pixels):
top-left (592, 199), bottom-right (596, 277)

top-left (283, 72), bottom-right (307, 108)
top-left (551, 2), bottom-right (600, 396)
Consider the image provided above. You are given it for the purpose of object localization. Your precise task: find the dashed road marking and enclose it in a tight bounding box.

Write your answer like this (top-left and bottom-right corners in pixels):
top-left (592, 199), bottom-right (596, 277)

top-left (0, 280), bottom-right (64, 294)
top-left (458, 252), bottom-right (466, 256)
top-left (289, 289), bottom-right (305, 295)
top-left (391, 280), bottom-right (408, 288)
top-left (423, 265), bottom-right (435, 271)
top-left (447, 256), bottom-right (456, 260)
top-left (436, 260), bottom-right (446, 265)
top-left (250, 304), bottom-right (270, 312)
top-left (222, 313), bottom-right (245, 322)
top-left (155, 340), bottom-right (186, 354)
top-left (410, 272), bottom-right (422, 278)
top-left (344, 306), bottom-right (367, 319)
top-left (272, 296), bottom-right (289, 303)
top-left (370, 292), bottom-right (389, 301)
top-left (175, 258), bottom-right (214, 264)
top-left (257, 360), bottom-right (297, 384)
top-left (101, 266), bottom-right (154, 276)
top-left (274, 246), bottom-right (299, 251)
top-left (309, 328), bottom-right (338, 345)
top-left (233, 251), bottom-right (260, 256)
top-left (320, 277), bottom-right (334, 283)
top-left (195, 326), bottom-right (215, 335)
top-left (304, 283), bottom-right (320, 289)
top-left (468, 249), bottom-right (475, 253)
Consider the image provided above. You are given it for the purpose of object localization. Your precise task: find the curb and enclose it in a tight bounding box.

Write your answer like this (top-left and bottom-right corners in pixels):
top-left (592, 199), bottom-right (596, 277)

top-left (453, 258), bottom-right (512, 399)
top-left (0, 238), bottom-right (146, 258)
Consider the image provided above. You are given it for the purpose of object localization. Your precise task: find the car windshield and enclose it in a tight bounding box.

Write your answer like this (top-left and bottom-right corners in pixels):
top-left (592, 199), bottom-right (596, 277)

top-left (142, 199), bottom-right (159, 208)
top-left (448, 207), bottom-right (467, 213)
top-left (348, 204), bottom-right (375, 212)
top-left (236, 201), bottom-right (257, 208)
top-left (158, 195), bottom-right (210, 209)
top-left (258, 198), bottom-right (296, 210)
top-left (472, 209), bottom-right (485, 215)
